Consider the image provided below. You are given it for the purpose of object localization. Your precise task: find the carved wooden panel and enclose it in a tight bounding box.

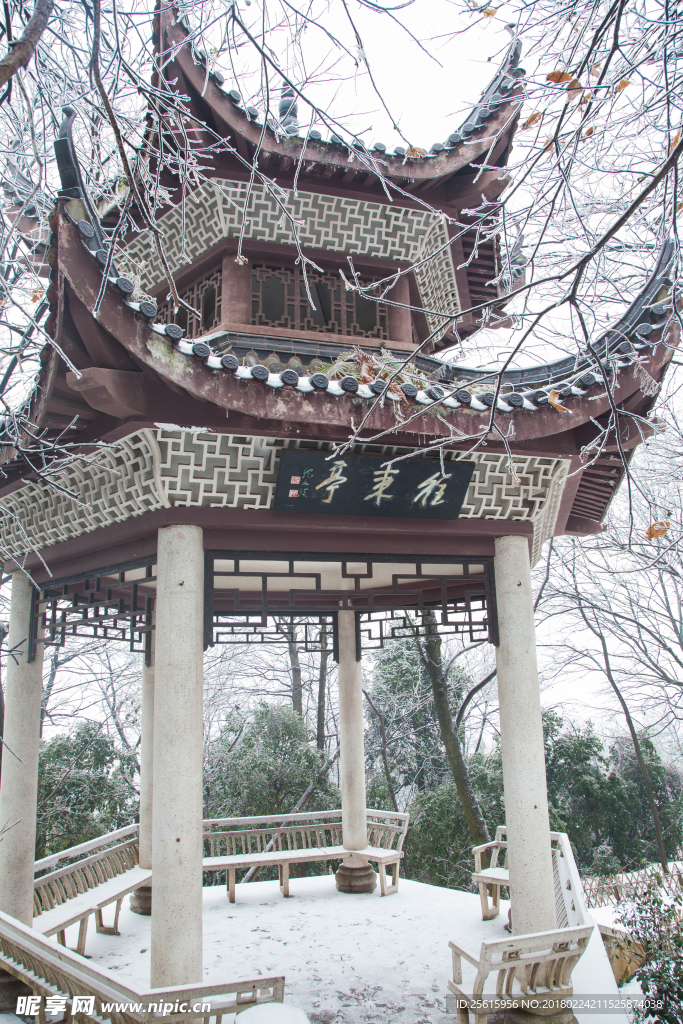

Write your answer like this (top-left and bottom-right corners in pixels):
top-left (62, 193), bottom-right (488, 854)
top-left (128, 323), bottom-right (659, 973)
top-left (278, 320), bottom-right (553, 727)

top-left (251, 263), bottom-right (388, 340)
top-left (158, 265), bottom-right (222, 338)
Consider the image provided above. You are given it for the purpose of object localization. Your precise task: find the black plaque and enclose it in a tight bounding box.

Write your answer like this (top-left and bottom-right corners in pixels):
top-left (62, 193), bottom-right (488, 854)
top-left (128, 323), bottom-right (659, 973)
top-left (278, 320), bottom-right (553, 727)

top-left (273, 451), bottom-right (475, 520)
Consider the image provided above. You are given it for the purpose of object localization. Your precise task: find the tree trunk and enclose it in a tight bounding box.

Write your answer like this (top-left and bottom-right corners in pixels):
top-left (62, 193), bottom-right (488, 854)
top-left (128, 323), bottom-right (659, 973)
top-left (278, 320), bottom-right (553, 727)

top-left (316, 627), bottom-right (328, 749)
top-left (576, 597), bottom-right (671, 875)
top-left (0, 0), bottom-right (54, 91)
top-left (418, 610), bottom-right (491, 848)
top-left (40, 652), bottom-right (59, 738)
top-left (363, 688), bottom-right (399, 812)
top-left (287, 629), bottom-right (303, 715)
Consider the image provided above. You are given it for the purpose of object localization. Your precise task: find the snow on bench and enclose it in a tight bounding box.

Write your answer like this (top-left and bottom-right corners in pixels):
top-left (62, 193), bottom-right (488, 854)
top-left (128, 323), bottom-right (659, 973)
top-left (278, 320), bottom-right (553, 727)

top-left (33, 827), bottom-right (150, 955)
top-left (472, 827), bottom-right (588, 928)
top-left (31, 809), bottom-right (409, 955)
top-left (0, 908), bottom-right (284, 1024)
top-left (448, 925), bottom-right (592, 1022)
top-left (202, 809), bottom-right (409, 902)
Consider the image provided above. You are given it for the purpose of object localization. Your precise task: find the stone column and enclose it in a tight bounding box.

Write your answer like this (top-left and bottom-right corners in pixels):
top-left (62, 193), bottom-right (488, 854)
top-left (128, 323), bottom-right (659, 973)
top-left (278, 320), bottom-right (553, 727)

top-left (151, 526), bottom-right (204, 986)
top-left (0, 573), bottom-right (44, 925)
top-left (222, 253), bottom-right (251, 324)
top-left (494, 536), bottom-right (557, 935)
top-left (335, 610), bottom-right (376, 894)
top-left (386, 275), bottom-right (412, 346)
top-left (130, 622), bottom-right (154, 915)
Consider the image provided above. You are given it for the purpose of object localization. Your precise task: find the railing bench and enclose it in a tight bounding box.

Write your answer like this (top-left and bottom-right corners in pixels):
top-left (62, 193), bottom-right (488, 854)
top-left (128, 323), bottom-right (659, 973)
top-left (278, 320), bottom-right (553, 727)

top-left (472, 827), bottom-right (584, 927)
top-left (448, 925), bottom-right (592, 1023)
top-left (0, 908), bottom-right (284, 1023)
top-left (203, 809), bottom-right (409, 903)
top-left (33, 830), bottom-right (150, 955)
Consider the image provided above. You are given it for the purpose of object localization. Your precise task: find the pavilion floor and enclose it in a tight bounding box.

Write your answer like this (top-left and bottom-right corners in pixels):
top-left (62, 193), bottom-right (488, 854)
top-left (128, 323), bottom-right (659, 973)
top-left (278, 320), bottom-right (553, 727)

top-left (57, 877), bottom-right (627, 1024)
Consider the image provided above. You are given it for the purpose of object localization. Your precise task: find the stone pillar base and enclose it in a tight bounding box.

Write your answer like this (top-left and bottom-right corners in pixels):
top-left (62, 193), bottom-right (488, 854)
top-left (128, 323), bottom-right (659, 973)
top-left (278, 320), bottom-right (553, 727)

top-left (129, 886), bottom-right (152, 915)
top-left (0, 968), bottom-right (32, 1011)
top-left (335, 862), bottom-right (377, 894)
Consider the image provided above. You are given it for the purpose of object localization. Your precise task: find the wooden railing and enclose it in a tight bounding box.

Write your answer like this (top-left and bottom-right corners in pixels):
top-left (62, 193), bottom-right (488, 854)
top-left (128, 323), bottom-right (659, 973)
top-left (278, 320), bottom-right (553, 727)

top-left (34, 836), bottom-right (141, 918)
top-left (582, 861), bottom-right (683, 908)
top-left (0, 908), bottom-right (284, 1024)
top-left (202, 809), bottom-right (408, 859)
top-left (34, 826), bottom-right (140, 878)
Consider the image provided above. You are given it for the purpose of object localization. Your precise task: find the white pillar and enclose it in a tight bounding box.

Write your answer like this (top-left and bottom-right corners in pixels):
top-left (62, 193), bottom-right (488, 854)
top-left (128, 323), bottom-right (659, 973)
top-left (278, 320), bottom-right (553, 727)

top-left (335, 611), bottom-right (375, 893)
top-left (151, 526), bottom-right (204, 986)
top-left (494, 536), bottom-right (557, 935)
top-left (139, 632), bottom-right (155, 870)
top-left (130, 627), bottom-right (154, 916)
top-left (0, 573), bottom-right (44, 926)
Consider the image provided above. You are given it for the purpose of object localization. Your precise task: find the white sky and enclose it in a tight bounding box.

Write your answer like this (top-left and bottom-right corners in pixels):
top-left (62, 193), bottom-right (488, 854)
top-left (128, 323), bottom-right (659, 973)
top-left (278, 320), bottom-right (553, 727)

top-left (210, 0), bottom-right (519, 152)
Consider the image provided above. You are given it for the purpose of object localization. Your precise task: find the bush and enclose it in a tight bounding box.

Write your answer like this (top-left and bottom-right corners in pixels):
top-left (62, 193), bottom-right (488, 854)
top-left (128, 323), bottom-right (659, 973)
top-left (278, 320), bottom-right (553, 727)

top-left (617, 878), bottom-right (683, 1024)
top-left (36, 722), bottom-right (137, 858)
top-left (405, 781), bottom-right (477, 890)
top-left (204, 703), bottom-right (339, 818)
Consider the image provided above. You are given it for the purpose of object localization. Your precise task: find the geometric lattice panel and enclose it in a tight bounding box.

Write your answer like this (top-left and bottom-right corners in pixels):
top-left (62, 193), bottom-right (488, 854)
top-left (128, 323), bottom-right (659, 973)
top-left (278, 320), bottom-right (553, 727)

top-left (0, 428), bottom-right (568, 565)
top-left (121, 178), bottom-right (460, 340)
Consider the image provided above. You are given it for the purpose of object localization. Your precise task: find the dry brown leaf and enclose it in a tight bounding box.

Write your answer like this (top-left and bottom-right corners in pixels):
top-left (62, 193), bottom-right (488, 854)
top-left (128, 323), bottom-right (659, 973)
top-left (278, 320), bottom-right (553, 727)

top-left (676, 201), bottom-right (683, 212)
top-left (671, 132), bottom-right (681, 152)
top-left (522, 112), bottom-right (542, 129)
top-left (590, 63), bottom-right (602, 77)
top-left (31, 289), bottom-right (44, 303)
top-left (615, 79), bottom-right (631, 92)
top-left (584, 127), bottom-right (594, 137)
top-left (405, 146), bottom-right (426, 158)
top-left (547, 71), bottom-right (573, 84)
top-left (483, 7), bottom-right (496, 15)
top-left (579, 91), bottom-right (590, 106)
top-left (566, 78), bottom-right (582, 100)
top-left (645, 520), bottom-right (670, 539)
top-left (548, 390), bottom-right (569, 411)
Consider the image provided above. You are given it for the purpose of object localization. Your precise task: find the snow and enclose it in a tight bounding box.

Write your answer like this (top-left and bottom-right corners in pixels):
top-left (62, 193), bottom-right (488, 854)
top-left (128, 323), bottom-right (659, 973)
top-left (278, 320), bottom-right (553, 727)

top-left (59, 877), bottom-right (628, 1024)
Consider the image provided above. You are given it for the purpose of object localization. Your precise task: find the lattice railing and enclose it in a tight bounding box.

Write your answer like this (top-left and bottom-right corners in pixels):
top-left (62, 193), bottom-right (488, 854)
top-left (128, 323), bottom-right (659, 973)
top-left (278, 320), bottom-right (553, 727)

top-left (582, 862), bottom-right (683, 908)
top-left (202, 808), bottom-right (409, 858)
top-left (158, 265), bottom-right (222, 339)
top-left (34, 837), bottom-right (140, 917)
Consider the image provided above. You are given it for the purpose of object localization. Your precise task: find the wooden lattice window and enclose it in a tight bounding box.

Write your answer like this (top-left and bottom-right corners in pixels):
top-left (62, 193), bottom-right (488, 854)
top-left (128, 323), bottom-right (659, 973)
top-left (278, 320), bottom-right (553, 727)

top-left (159, 266), bottom-right (222, 339)
top-left (251, 264), bottom-right (388, 340)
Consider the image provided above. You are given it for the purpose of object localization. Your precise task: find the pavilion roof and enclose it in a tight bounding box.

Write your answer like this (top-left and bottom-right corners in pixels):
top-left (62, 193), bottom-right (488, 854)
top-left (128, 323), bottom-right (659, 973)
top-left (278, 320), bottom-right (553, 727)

top-left (154, 7), bottom-right (524, 210)
top-left (0, 34), bottom-right (677, 545)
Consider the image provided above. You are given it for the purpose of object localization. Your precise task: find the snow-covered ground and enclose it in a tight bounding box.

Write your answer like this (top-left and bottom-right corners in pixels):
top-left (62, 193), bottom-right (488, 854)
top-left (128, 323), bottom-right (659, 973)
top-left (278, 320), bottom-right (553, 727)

top-left (58, 877), bottom-right (627, 1024)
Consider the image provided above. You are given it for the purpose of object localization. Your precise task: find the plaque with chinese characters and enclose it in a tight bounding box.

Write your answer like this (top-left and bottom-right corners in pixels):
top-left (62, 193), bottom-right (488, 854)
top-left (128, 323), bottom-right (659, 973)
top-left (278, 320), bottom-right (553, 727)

top-left (273, 451), bottom-right (475, 519)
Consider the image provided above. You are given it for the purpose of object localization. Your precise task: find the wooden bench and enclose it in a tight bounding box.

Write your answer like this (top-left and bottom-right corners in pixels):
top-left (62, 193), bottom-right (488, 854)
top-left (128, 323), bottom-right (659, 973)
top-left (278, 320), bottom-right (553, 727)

top-left (448, 925), bottom-right (592, 1023)
top-left (203, 809), bottom-right (409, 902)
top-left (0, 907), bottom-right (284, 1024)
top-left (33, 827), bottom-right (151, 955)
top-left (472, 827), bottom-right (575, 923)
top-left (472, 826), bottom-right (510, 921)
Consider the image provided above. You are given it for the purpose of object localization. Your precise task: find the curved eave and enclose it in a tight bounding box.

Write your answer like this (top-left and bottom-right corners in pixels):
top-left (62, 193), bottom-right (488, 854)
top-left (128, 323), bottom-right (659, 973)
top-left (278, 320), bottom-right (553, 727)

top-left (47, 207), bottom-right (675, 450)
top-left (420, 241), bottom-right (677, 387)
top-left (163, 9), bottom-right (523, 195)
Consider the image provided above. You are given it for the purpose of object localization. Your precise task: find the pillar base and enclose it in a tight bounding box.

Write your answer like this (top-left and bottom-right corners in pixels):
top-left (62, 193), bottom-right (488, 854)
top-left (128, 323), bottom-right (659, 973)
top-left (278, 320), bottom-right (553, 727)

top-left (129, 886), bottom-right (152, 915)
top-left (335, 862), bottom-right (377, 894)
top-left (0, 969), bottom-right (32, 1011)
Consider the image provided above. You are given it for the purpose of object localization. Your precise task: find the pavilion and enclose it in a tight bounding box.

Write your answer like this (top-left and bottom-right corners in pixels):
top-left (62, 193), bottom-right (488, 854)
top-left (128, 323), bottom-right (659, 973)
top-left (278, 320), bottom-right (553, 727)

top-left (0, 3), bottom-right (675, 1001)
